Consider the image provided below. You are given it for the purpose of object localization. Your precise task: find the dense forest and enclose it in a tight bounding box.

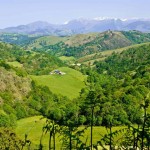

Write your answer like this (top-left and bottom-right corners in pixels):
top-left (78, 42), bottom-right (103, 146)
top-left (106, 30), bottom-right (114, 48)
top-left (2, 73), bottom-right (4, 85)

top-left (0, 33), bottom-right (40, 46)
top-left (0, 31), bottom-right (150, 149)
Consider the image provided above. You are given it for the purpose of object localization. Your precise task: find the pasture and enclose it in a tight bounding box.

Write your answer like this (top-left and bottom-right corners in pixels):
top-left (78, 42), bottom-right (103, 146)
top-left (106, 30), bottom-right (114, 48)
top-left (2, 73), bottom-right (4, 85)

top-left (31, 67), bottom-right (86, 99)
top-left (16, 116), bottom-right (125, 150)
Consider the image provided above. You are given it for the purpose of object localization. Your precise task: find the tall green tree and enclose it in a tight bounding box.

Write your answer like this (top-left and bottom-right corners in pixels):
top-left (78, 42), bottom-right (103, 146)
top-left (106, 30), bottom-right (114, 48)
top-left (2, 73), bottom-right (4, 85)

top-left (101, 102), bottom-right (128, 149)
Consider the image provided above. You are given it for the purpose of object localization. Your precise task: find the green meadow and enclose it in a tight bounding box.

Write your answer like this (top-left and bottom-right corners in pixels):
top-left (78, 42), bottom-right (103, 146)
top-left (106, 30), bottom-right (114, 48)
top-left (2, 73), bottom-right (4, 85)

top-left (59, 56), bottom-right (75, 61)
top-left (31, 67), bottom-right (86, 99)
top-left (7, 61), bottom-right (23, 68)
top-left (16, 116), bottom-right (125, 150)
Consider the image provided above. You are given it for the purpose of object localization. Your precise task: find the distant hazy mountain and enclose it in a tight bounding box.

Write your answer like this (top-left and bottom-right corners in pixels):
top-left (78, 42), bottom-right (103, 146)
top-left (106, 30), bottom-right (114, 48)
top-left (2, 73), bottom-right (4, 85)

top-left (1, 21), bottom-right (56, 35)
top-left (1, 18), bottom-right (150, 35)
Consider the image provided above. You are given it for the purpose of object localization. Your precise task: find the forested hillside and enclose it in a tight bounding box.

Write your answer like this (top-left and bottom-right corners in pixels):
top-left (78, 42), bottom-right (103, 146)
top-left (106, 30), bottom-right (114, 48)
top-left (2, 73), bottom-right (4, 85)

top-left (25, 30), bottom-right (150, 57)
top-left (75, 43), bottom-right (150, 149)
top-left (0, 42), bottom-right (64, 75)
top-left (0, 47), bottom-right (72, 137)
top-left (0, 33), bottom-right (40, 46)
top-left (94, 43), bottom-right (150, 76)
top-left (0, 63), bottom-right (31, 126)
top-left (0, 42), bottom-right (85, 129)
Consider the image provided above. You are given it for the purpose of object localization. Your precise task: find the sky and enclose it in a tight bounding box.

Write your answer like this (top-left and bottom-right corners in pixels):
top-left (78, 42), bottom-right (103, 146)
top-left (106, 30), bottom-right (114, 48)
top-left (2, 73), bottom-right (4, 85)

top-left (0, 0), bottom-right (150, 28)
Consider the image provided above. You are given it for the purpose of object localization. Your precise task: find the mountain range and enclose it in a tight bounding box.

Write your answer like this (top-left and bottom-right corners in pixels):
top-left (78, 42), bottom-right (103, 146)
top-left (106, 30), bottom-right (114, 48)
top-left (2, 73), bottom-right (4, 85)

top-left (1, 18), bottom-right (150, 36)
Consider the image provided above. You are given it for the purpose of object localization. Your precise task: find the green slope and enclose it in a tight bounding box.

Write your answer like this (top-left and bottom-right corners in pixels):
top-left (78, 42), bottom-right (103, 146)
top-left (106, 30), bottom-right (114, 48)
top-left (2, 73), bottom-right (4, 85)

top-left (94, 42), bottom-right (150, 75)
top-left (77, 42), bottom-right (150, 65)
top-left (15, 116), bottom-right (124, 150)
top-left (0, 42), bottom-right (64, 75)
top-left (26, 35), bottom-right (68, 50)
top-left (7, 61), bottom-right (23, 68)
top-left (31, 67), bottom-right (86, 99)
top-left (16, 116), bottom-right (50, 150)
top-left (26, 30), bottom-right (150, 58)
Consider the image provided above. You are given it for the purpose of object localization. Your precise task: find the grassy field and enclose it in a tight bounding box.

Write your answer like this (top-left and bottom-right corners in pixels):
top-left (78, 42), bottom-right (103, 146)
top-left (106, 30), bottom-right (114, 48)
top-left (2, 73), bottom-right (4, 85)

top-left (26, 36), bottom-right (68, 50)
top-left (7, 61), bottom-right (23, 68)
top-left (59, 56), bottom-right (76, 64)
top-left (16, 116), bottom-right (49, 149)
top-left (16, 116), bottom-right (125, 150)
top-left (59, 56), bottom-right (75, 61)
top-left (31, 67), bottom-right (86, 99)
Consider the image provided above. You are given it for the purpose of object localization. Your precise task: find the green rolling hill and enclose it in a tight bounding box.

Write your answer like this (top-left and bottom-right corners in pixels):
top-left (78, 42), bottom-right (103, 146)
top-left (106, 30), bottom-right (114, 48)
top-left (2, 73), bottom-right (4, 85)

top-left (77, 42), bottom-right (150, 65)
top-left (25, 30), bottom-right (150, 57)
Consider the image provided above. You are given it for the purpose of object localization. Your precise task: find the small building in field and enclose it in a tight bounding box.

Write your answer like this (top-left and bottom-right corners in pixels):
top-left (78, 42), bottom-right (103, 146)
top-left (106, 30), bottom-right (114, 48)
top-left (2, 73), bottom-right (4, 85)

top-left (50, 70), bottom-right (66, 75)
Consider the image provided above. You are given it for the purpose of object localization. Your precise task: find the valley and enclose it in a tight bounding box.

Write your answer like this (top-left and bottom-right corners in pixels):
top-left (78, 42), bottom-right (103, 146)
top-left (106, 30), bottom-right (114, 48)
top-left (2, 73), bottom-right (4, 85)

top-left (0, 29), bottom-right (150, 149)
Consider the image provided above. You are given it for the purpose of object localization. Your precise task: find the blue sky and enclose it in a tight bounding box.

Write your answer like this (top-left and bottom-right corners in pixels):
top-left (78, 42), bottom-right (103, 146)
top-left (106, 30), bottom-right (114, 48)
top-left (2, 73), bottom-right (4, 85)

top-left (0, 0), bottom-right (149, 28)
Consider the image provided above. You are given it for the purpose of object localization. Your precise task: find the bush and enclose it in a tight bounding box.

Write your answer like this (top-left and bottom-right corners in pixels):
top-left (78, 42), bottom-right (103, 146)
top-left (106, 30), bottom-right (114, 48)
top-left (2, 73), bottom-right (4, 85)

top-left (0, 128), bottom-right (23, 149)
top-left (0, 114), bottom-right (10, 127)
